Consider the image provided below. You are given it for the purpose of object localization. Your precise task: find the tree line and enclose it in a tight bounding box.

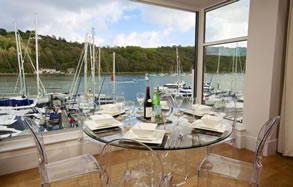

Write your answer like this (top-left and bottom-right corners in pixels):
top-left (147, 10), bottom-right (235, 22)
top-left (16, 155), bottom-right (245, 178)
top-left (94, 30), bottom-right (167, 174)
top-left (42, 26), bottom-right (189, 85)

top-left (0, 28), bottom-right (246, 74)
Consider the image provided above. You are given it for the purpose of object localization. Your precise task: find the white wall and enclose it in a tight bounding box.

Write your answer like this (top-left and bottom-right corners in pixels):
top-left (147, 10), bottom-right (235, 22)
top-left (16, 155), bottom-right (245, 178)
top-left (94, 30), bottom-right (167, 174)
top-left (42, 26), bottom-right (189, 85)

top-left (0, 135), bottom-right (103, 176)
top-left (243, 0), bottom-right (289, 154)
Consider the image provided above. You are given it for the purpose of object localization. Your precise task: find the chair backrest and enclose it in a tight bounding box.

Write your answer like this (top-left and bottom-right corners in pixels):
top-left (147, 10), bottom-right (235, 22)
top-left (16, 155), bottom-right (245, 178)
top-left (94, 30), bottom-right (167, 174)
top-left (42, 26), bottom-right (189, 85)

top-left (254, 116), bottom-right (280, 167)
top-left (22, 117), bottom-right (48, 178)
top-left (99, 138), bottom-right (164, 187)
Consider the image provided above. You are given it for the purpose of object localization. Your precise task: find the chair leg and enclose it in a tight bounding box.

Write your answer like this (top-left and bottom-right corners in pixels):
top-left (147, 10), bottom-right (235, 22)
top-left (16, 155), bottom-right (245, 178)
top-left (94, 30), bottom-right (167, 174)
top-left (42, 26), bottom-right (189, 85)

top-left (207, 172), bottom-right (211, 187)
top-left (87, 173), bottom-right (93, 187)
top-left (197, 170), bottom-right (200, 187)
top-left (41, 183), bottom-right (50, 187)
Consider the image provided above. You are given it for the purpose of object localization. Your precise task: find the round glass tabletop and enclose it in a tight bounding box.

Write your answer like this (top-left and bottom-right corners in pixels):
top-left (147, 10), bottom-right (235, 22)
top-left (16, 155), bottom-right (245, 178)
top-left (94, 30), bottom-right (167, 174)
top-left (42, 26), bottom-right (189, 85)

top-left (83, 110), bottom-right (233, 151)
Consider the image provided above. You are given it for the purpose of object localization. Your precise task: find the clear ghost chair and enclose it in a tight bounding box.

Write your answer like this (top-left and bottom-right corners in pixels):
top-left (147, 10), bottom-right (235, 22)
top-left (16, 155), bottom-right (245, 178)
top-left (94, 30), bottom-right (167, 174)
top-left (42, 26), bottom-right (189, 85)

top-left (197, 116), bottom-right (280, 187)
top-left (99, 138), bottom-right (164, 187)
top-left (22, 117), bottom-right (103, 187)
top-left (207, 96), bottom-right (241, 156)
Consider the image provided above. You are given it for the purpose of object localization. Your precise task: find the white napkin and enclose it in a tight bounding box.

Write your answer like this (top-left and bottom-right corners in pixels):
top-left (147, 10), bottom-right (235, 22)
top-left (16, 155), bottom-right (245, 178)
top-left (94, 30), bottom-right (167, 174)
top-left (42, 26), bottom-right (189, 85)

top-left (201, 115), bottom-right (223, 128)
top-left (192, 119), bottom-right (224, 132)
top-left (131, 123), bottom-right (157, 130)
top-left (101, 104), bottom-right (120, 113)
top-left (192, 104), bottom-right (212, 115)
top-left (90, 114), bottom-right (114, 126)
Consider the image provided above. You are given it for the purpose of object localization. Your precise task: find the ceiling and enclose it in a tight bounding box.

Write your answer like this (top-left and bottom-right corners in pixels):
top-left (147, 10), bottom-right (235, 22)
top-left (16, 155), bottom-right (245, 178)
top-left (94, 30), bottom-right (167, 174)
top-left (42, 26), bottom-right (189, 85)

top-left (130, 0), bottom-right (237, 12)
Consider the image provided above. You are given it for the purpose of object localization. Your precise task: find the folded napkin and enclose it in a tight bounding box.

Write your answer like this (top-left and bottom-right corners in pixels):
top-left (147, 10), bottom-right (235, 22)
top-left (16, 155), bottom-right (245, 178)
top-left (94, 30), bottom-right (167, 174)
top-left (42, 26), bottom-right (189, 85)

top-left (192, 104), bottom-right (212, 115)
top-left (90, 114), bottom-right (114, 125)
top-left (101, 104), bottom-right (120, 113)
top-left (192, 118), bottom-right (224, 132)
top-left (201, 115), bottom-right (223, 128)
top-left (131, 123), bottom-right (157, 130)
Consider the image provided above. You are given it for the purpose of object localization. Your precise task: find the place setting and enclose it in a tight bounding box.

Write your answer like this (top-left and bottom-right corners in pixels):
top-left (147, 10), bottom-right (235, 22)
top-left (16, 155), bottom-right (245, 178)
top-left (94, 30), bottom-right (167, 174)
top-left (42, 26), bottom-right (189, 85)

top-left (122, 122), bottom-right (166, 145)
top-left (191, 114), bottom-right (226, 136)
top-left (84, 113), bottom-right (123, 135)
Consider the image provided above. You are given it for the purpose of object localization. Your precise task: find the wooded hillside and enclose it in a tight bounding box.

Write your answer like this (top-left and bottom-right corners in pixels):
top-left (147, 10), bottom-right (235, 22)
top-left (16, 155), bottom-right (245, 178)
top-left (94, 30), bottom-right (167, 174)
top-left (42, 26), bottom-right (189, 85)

top-left (0, 28), bottom-right (246, 74)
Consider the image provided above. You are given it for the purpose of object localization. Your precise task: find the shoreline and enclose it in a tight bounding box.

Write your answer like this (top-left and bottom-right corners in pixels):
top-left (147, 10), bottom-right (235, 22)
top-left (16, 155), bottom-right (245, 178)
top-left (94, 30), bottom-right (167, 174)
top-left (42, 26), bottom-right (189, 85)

top-left (0, 72), bottom-right (192, 76)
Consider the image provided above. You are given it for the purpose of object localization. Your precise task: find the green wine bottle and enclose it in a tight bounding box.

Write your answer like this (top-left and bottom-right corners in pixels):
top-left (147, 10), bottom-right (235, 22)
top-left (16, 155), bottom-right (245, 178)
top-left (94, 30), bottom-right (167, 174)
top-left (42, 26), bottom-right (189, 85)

top-left (152, 87), bottom-right (161, 120)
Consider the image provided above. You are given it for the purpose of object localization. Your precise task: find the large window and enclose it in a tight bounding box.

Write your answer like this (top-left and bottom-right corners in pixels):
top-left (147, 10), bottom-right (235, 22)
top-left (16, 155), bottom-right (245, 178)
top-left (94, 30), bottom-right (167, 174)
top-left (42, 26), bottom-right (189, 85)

top-left (205, 0), bottom-right (250, 42)
top-left (202, 0), bottom-right (249, 122)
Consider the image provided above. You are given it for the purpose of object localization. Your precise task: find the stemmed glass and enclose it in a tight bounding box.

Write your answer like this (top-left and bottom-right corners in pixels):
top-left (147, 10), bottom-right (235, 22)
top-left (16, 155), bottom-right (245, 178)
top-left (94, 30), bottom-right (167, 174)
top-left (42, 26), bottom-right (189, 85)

top-left (136, 92), bottom-right (145, 115)
top-left (174, 94), bottom-right (184, 126)
top-left (188, 97), bottom-right (201, 123)
top-left (124, 100), bottom-right (135, 129)
top-left (160, 94), bottom-right (173, 130)
top-left (115, 96), bottom-right (125, 121)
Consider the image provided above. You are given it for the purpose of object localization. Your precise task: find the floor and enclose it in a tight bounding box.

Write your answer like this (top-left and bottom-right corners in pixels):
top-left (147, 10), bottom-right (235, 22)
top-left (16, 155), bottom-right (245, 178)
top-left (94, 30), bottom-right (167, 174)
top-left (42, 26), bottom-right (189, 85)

top-left (1, 144), bottom-right (293, 187)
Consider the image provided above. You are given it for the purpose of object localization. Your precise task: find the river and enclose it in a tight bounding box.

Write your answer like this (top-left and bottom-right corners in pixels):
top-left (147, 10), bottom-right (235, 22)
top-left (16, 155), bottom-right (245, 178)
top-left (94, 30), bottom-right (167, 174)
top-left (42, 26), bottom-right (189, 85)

top-left (0, 73), bottom-right (244, 103)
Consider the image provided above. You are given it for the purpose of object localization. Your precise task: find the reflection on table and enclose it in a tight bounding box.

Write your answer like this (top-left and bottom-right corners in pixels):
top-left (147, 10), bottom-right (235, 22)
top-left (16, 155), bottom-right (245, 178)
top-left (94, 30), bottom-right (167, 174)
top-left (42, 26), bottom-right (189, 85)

top-left (83, 108), bottom-right (232, 151)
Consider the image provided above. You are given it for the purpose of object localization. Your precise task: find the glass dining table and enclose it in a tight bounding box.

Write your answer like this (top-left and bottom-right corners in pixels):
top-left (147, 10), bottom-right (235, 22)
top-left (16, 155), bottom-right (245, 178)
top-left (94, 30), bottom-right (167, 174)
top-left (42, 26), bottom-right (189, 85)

top-left (83, 110), bottom-right (232, 151)
top-left (83, 108), bottom-right (233, 185)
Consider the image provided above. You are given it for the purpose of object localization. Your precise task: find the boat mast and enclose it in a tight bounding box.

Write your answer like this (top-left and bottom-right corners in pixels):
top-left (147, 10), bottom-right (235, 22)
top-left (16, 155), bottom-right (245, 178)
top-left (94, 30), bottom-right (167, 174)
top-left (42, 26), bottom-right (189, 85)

top-left (14, 23), bottom-right (23, 94)
top-left (91, 28), bottom-right (96, 100)
top-left (216, 48), bottom-right (221, 74)
top-left (176, 47), bottom-right (179, 93)
top-left (35, 16), bottom-right (40, 97)
top-left (98, 47), bottom-right (101, 105)
top-left (84, 33), bottom-right (88, 95)
top-left (18, 30), bottom-right (26, 96)
top-left (113, 52), bottom-right (116, 99)
top-left (216, 48), bottom-right (221, 90)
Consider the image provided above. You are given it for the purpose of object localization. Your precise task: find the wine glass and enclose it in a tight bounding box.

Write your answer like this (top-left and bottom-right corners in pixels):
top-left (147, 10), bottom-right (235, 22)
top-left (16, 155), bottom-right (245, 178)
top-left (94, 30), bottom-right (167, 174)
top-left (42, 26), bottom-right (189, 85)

top-left (174, 94), bottom-right (184, 126)
top-left (174, 94), bottom-right (184, 115)
top-left (160, 94), bottom-right (173, 130)
top-left (136, 92), bottom-right (145, 115)
top-left (124, 100), bottom-right (135, 129)
top-left (115, 96), bottom-right (125, 121)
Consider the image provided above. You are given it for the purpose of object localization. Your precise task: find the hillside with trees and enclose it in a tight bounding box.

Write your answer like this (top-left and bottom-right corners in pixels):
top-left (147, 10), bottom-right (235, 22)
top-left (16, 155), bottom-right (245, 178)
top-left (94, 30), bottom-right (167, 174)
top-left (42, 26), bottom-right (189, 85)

top-left (0, 28), bottom-right (246, 74)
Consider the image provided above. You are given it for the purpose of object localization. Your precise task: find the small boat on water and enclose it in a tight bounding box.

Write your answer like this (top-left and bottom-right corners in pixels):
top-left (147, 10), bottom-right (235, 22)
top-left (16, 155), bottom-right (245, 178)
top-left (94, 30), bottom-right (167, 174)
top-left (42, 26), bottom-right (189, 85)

top-left (145, 73), bottom-right (149, 81)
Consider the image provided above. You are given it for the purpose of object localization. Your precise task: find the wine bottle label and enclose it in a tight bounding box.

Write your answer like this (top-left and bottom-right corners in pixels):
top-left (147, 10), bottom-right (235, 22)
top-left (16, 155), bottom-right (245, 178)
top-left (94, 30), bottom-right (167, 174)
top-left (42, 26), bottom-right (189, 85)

top-left (148, 99), bottom-right (152, 102)
top-left (145, 107), bottom-right (152, 118)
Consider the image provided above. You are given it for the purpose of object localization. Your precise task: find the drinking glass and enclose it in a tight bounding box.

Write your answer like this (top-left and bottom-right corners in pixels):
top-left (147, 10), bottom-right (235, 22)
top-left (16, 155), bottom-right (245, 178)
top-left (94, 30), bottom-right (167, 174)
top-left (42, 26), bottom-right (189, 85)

top-left (125, 100), bottom-right (135, 128)
top-left (160, 94), bottom-right (173, 130)
top-left (136, 92), bottom-right (145, 114)
top-left (115, 96), bottom-right (125, 121)
top-left (174, 94), bottom-right (184, 126)
top-left (174, 94), bottom-right (184, 115)
top-left (187, 97), bottom-right (200, 123)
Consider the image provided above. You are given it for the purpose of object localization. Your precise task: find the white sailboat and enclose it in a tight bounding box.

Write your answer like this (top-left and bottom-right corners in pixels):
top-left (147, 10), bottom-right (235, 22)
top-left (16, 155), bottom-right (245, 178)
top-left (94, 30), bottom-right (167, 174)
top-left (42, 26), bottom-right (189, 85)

top-left (0, 22), bottom-right (39, 111)
top-left (67, 29), bottom-right (113, 110)
top-left (158, 47), bottom-right (192, 98)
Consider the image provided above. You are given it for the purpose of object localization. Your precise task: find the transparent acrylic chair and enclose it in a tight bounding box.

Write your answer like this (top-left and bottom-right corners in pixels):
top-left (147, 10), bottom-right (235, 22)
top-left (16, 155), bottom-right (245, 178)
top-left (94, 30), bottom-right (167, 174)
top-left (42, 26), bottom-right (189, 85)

top-left (99, 138), bottom-right (164, 187)
top-left (22, 117), bottom-right (102, 187)
top-left (207, 97), bottom-right (242, 156)
top-left (197, 116), bottom-right (280, 187)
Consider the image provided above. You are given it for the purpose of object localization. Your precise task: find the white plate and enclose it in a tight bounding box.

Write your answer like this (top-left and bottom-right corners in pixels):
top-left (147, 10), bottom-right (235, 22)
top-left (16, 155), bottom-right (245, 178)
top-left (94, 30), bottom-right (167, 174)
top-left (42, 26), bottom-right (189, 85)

top-left (191, 120), bottom-right (225, 133)
top-left (85, 119), bottom-right (122, 131)
top-left (123, 129), bottom-right (166, 144)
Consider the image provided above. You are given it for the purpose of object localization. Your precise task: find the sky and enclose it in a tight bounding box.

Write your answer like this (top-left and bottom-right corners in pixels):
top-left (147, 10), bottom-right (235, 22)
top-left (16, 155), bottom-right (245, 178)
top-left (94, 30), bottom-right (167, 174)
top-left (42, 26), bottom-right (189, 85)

top-left (0, 0), bottom-right (249, 48)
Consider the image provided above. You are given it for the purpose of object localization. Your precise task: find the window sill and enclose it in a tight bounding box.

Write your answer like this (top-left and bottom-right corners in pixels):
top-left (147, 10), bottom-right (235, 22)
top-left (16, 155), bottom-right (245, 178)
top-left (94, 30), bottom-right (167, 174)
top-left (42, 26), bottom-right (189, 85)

top-left (0, 128), bottom-right (82, 153)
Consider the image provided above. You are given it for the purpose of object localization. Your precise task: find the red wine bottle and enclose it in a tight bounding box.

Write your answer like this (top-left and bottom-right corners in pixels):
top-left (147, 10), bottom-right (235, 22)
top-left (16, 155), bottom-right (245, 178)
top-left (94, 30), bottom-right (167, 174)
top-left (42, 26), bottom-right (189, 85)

top-left (144, 87), bottom-right (152, 120)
